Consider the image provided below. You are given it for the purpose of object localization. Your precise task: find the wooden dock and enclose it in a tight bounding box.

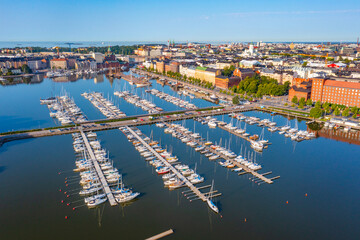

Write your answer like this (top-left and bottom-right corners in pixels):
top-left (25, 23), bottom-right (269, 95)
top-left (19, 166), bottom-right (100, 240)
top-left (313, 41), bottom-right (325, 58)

top-left (126, 127), bottom-right (208, 202)
top-left (79, 128), bottom-right (117, 206)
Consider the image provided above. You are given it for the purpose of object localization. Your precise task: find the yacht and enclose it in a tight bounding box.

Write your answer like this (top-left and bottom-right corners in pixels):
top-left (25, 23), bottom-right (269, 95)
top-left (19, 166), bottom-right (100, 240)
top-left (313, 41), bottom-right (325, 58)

top-left (208, 121), bottom-right (217, 128)
top-left (87, 197), bottom-right (107, 208)
top-left (115, 192), bottom-right (140, 203)
top-left (250, 140), bottom-right (263, 152)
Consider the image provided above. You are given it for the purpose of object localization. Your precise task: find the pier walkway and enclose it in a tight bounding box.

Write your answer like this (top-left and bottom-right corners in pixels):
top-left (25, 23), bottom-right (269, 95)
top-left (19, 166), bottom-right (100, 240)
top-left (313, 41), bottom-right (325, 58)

top-left (126, 127), bottom-right (208, 201)
top-left (79, 128), bottom-right (117, 206)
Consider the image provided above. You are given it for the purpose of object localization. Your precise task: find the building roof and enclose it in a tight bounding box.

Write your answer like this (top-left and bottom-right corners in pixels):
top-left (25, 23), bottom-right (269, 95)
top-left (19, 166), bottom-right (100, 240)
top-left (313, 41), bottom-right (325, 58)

top-left (324, 80), bottom-right (360, 90)
top-left (291, 86), bottom-right (311, 93)
top-left (196, 66), bottom-right (207, 71)
top-left (51, 58), bottom-right (67, 62)
top-left (205, 68), bottom-right (219, 73)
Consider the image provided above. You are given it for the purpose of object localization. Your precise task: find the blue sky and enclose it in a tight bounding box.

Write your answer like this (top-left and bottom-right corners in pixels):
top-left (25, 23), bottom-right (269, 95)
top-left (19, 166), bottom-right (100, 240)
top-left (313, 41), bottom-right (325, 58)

top-left (1, 0), bottom-right (360, 42)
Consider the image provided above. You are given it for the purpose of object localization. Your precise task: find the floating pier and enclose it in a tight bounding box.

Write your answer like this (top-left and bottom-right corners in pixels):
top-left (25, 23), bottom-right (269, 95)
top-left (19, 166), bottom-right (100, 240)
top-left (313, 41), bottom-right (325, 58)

top-left (79, 128), bottom-right (117, 206)
top-left (126, 126), bottom-right (209, 202)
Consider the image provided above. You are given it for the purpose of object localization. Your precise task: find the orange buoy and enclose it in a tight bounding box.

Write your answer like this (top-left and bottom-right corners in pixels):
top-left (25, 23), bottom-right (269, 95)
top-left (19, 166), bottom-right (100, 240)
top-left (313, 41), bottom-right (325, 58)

top-left (305, 193), bottom-right (308, 197)
top-left (72, 208), bottom-right (75, 211)
top-left (65, 216), bottom-right (68, 219)
top-left (64, 192), bottom-right (67, 194)
top-left (65, 181), bottom-right (67, 183)
top-left (67, 195), bottom-right (69, 198)
top-left (66, 184), bottom-right (68, 187)
top-left (286, 201), bottom-right (289, 204)
top-left (244, 218), bottom-right (247, 222)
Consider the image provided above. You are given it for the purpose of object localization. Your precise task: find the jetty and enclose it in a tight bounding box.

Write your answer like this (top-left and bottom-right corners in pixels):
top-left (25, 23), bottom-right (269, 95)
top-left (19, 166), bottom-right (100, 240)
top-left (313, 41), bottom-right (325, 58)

top-left (126, 127), bottom-right (210, 201)
top-left (79, 128), bottom-right (117, 206)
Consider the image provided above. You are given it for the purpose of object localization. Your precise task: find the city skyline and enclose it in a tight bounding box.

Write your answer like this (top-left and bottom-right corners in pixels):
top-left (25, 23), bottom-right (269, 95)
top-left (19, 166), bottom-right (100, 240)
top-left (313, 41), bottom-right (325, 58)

top-left (1, 0), bottom-right (360, 42)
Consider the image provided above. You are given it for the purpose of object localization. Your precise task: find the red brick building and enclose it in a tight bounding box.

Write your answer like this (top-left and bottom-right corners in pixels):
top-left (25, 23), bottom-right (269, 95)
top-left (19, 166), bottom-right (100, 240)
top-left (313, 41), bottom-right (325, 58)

top-left (311, 78), bottom-right (360, 107)
top-left (288, 78), bottom-right (312, 101)
top-left (215, 75), bottom-right (241, 89)
top-left (233, 68), bottom-right (255, 80)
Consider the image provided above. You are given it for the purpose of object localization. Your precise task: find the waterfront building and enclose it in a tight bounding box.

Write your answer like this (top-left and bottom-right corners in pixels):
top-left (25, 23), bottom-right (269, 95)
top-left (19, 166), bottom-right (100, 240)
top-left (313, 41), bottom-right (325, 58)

top-left (165, 62), bottom-right (180, 73)
top-left (27, 58), bottom-right (47, 71)
top-left (288, 78), bottom-right (312, 101)
top-left (75, 59), bottom-right (97, 71)
top-left (195, 67), bottom-right (221, 84)
top-left (50, 58), bottom-right (67, 70)
top-left (91, 52), bottom-right (105, 63)
top-left (179, 65), bottom-right (196, 78)
top-left (215, 75), bottom-right (241, 89)
top-left (311, 77), bottom-right (360, 107)
top-left (156, 61), bottom-right (165, 73)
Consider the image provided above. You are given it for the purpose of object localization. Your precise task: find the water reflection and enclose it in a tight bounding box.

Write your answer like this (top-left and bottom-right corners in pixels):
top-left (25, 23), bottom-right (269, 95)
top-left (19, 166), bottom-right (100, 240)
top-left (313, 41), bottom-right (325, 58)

top-left (308, 126), bottom-right (360, 145)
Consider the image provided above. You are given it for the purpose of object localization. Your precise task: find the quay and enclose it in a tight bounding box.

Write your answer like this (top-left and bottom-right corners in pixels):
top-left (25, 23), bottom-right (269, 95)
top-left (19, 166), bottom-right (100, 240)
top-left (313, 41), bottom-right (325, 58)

top-left (126, 127), bottom-right (209, 202)
top-left (115, 72), bottom-right (151, 87)
top-left (0, 106), bottom-right (254, 145)
top-left (79, 128), bottom-right (117, 206)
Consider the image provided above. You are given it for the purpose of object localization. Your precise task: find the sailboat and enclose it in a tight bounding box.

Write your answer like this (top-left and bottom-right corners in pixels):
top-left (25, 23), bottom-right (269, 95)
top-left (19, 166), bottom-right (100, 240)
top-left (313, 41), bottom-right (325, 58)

top-left (207, 180), bottom-right (219, 213)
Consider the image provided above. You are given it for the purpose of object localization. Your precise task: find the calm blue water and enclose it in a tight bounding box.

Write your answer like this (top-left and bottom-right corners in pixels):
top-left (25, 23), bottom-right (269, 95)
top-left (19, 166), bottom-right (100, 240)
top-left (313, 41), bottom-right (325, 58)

top-left (0, 41), bottom-right (167, 48)
top-left (0, 75), bottom-right (359, 239)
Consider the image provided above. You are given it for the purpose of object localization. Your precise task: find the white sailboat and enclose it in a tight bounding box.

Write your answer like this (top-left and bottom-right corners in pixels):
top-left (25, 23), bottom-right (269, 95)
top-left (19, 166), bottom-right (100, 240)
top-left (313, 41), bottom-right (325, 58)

top-left (207, 180), bottom-right (219, 213)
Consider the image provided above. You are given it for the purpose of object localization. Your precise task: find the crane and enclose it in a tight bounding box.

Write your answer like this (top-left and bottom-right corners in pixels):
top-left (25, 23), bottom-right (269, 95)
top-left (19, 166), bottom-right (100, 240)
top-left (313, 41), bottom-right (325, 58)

top-left (55, 46), bottom-right (60, 57)
top-left (64, 42), bottom-right (75, 51)
top-left (325, 53), bottom-right (329, 66)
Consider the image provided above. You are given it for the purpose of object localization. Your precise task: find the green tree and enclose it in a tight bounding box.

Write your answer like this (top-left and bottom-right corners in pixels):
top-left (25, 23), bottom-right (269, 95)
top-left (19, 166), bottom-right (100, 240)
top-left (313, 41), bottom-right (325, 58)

top-left (350, 106), bottom-right (358, 114)
top-left (222, 65), bottom-right (235, 77)
top-left (315, 101), bottom-right (322, 108)
top-left (334, 107), bottom-right (340, 116)
top-left (342, 108), bottom-right (350, 117)
top-left (299, 97), bottom-right (306, 106)
top-left (324, 105), bottom-right (331, 114)
top-left (310, 107), bottom-right (323, 118)
top-left (306, 99), bottom-right (313, 106)
top-left (291, 95), bottom-right (298, 104)
top-left (302, 62), bottom-right (308, 67)
top-left (352, 112), bottom-right (357, 119)
top-left (232, 95), bottom-right (240, 105)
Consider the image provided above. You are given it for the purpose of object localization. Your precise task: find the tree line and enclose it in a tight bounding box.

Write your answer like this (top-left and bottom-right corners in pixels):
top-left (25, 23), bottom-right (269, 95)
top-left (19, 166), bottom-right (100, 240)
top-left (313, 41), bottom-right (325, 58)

top-left (230, 74), bottom-right (290, 98)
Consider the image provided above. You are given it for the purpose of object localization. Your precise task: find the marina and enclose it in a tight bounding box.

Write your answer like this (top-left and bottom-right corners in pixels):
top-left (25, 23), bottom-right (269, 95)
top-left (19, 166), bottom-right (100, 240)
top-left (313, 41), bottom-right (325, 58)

top-left (147, 88), bottom-right (197, 109)
top-left (114, 91), bottom-right (163, 114)
top-left (160, 122), bottom-right (277, 184)
top-left (82, 88), bottom-right (221, 212)
top-left (1, 75), bottom-right (360, 240)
